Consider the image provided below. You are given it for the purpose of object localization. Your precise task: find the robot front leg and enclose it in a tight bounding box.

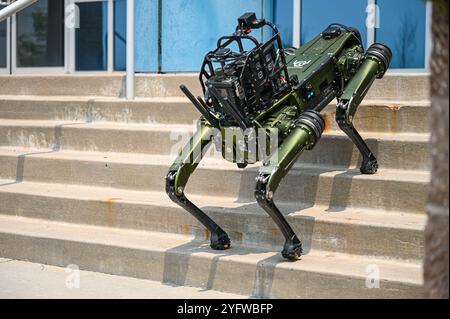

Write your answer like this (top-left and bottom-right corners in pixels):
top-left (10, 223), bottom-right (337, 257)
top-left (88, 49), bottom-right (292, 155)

top-left (166, 120), bottom-right (231, 250)
top-left (336, 43), bottom-right (392, 174)
top-left (255, 111), bottom-right (325, 261)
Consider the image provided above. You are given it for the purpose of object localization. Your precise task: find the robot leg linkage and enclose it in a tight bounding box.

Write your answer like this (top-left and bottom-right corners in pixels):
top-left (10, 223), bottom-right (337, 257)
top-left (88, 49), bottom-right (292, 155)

top-left (166, 120), bottom-right (231, 250)
top-left (336, 43), bottom-right (392, 174)
top-left (255, 110), bottom-right (325, 260)
top-left (336, 105), bottom-right (379, 174)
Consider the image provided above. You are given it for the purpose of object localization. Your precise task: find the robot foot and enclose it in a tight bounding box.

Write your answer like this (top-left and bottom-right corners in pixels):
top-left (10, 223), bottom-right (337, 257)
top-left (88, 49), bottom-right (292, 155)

top-left (210, 230), bottom-right (231, 250)
top-left (281, 239), bottom-right (303, 261)
top-left (360, 156), bottom-right (378, 175)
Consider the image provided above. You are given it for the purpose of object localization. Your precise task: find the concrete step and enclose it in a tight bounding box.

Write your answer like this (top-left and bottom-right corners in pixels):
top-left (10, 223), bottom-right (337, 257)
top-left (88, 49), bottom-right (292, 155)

top-left (0, 74), bottom-right (201, 98)
top-left (0, 73), bottom-right (430, 100)
top-left (0, 120), bottom-right (431, 171)
top-left (0, 149), bottom-right (430, 213)
top-left (0, 180), bottom-right (425, 261)
top-left (0, 258), bottom-right (246, 299)
top-left (0, 95), bottom-right (431, 134)
top-left (0, 215), bottom-right (423, 298)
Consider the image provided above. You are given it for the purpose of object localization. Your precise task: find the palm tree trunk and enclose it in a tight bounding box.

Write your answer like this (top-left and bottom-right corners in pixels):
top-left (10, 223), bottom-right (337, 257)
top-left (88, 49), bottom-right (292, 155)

top-left (424, 0), bottom-right (449, 299)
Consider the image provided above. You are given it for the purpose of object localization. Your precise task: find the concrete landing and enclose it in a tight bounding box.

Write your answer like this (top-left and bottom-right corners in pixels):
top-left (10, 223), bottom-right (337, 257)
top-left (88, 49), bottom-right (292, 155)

top-left (0, 258), bottom-right (246, 299)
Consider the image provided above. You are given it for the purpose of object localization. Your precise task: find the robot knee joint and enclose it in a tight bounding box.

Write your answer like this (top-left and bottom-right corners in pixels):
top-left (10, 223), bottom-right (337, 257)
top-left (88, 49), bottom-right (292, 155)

top-left (254, 173), bottom-right (275, 207)
top-left (165, 171), bottom-right (183, 201)
top-left (335, 105), bottom-right (352, 129)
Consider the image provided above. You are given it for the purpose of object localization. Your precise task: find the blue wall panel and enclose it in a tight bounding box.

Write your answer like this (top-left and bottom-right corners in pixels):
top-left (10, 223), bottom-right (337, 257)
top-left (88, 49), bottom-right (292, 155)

top-left (274, 0), bottom-right (293, 48)
top-left (135, 0), bottom-right (158, 72)
top-left (10, 0), bottom-right (427, 72)
top-left (376, 0), bottom-right (426, 69)
top-left (161, 0), bottom-right (273, 72)
top-left (131, 0), bottom-right (427, 72)
top-left (113, 0), bottom-right (158, 72)
top-left (301, 0), bottom-right (368, 47)
top-left (114, 0), bottom-right (126, 71)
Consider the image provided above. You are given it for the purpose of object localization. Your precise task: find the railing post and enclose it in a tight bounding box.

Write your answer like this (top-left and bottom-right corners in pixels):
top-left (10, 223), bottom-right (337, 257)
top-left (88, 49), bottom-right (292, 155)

top-left (126, 0), bottom-right (135, 100)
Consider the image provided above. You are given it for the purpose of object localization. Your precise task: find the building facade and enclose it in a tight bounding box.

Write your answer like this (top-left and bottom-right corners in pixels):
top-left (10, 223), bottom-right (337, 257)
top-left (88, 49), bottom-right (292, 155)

top-left (0, 0), bottom-right (431, 74)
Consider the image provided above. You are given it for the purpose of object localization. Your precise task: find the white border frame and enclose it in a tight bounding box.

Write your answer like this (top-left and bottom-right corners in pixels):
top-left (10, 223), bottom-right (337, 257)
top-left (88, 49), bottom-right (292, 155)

top-left (292, 0), bottom-right (432, 73)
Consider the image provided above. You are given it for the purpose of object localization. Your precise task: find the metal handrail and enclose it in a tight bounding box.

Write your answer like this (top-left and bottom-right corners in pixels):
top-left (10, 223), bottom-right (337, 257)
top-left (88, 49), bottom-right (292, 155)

top-left (0, 0), bottom-right (37, 22)
top-left (0, 0), bottom-right (135, 100)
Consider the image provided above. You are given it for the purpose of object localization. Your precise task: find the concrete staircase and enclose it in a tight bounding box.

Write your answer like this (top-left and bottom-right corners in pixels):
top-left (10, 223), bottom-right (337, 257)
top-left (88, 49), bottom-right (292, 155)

top-left (0, 73), bottom-right (430, 298)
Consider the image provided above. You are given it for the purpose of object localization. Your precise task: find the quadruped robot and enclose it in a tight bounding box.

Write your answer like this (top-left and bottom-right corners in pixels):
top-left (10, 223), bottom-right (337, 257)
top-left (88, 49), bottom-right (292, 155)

top-left (166, 13), bottom-right (392, 261)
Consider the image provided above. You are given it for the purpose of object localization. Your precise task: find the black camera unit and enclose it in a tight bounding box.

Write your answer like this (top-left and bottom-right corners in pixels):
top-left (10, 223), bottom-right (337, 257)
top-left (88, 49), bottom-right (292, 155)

top-left (194, 12), bottom-right (295, 130)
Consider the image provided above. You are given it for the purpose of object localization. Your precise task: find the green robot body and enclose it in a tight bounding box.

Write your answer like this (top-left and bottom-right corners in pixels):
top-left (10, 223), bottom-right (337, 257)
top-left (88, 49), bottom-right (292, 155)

top-left (167, 13), bottom-right (392, 260)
